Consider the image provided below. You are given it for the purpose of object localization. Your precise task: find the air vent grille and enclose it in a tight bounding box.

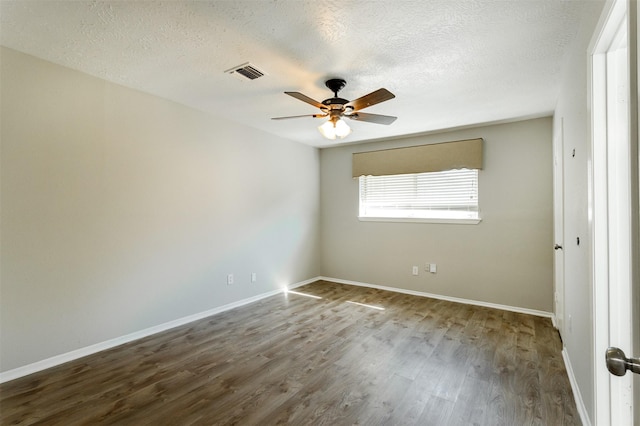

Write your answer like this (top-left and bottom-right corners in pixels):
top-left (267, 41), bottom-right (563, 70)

top-left (225, 63), bottom-right (266, 80)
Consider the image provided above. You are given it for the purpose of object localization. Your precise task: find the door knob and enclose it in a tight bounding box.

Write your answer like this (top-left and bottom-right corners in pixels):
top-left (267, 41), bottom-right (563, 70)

top-left (554, 244), bottom-right (563, 250)
top-left (606, 347), bottom-right (640, 376)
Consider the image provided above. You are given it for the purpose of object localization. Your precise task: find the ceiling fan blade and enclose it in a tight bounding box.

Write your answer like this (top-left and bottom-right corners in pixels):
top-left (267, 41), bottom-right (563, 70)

top-left (271, 113), bottom-right (327, 120)
top-left (346, 112), bottom-right (397, 125)
top-left (345, 88), bottom-right (395, 111)
top-left (285, 92), bottom-right (325, 109)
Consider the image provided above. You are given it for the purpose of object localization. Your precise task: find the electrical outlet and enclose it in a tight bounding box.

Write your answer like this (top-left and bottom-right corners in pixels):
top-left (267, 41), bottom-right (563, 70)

top-left (227, 274), bottom-right (234, 285)
top-left (412, 266), bottom-right (419, 276)
top-left (429, 264), bottom-right (437, 273)
top-left (251, 272), bottom-right (257, 283)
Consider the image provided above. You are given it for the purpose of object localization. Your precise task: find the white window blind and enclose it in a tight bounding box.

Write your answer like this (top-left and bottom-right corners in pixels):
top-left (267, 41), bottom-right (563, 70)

top-left (359, 169), bottom-right (479, 220)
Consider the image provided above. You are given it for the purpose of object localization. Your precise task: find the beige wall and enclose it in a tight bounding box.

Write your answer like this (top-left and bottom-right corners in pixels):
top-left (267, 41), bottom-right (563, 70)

top-left (0, 47), bottom-right (321, 372)
top-left (320, 117), bottom-right (554, 312)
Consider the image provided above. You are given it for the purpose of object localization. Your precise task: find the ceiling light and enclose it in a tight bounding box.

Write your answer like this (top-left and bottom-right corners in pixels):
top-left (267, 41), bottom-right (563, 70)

top-left (318, 117), bottom-right (351, 140)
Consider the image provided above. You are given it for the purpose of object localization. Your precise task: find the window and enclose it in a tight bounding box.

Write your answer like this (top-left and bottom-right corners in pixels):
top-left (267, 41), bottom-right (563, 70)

top-left (358, 168), bottom-right (480, 223)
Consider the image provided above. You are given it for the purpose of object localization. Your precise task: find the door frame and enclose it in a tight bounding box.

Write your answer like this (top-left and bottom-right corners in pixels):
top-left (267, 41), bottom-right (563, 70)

top-left (553, 118), bottom-right (565, 339)
top-left (589, 0), bottom-right (638, 423)
top-left (630, 2), bottom-right (640, 423)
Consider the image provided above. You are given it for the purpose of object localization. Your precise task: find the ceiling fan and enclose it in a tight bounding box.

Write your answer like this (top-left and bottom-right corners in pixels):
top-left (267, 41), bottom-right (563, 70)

top-left (272, 78), bottom-right (397, 140)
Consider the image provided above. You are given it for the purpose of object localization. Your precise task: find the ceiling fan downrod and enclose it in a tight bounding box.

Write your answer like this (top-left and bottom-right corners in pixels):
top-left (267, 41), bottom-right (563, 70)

top-left (325, 78), bottom-right (346, 97)
top-left (322, 79), bottom-right (349, 107)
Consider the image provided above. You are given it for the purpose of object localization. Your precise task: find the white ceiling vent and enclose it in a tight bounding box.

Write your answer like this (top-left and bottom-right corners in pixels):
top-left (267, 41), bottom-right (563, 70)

top-left (225, 62), bottom-right (266, 81)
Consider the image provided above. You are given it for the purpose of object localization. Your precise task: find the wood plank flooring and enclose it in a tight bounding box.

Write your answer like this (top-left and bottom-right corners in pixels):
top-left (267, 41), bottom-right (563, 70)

top-left (0, 281), bottom-right (580, 425)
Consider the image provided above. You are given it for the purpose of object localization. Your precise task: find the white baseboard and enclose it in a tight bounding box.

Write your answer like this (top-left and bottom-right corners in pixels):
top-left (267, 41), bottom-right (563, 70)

top-left (286, 276), bottom-right (320, 290)
top-left (0, 278), bottom-right (317, 384)
top-left (562, 348), bottom-right (591, 426)
top-left (318, 276), bottom-right (554, 319)
top-left (0, 275), bottom-right (553, 384)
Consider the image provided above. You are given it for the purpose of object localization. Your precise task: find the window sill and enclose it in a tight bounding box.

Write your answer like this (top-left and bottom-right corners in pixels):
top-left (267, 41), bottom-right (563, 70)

top-left (358, 216), bottom-right (482, 225)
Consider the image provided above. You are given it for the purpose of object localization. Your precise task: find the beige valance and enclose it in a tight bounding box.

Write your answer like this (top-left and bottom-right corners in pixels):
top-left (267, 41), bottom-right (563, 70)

top-left (352, 138), bottom-right (483, 178)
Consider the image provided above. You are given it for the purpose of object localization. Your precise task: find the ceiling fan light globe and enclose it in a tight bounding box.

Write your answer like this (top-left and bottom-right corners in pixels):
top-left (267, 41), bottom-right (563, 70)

top-left (318, 120), bottom-right (337, 140)
top-left (334, 118), bottom-right (352, 138)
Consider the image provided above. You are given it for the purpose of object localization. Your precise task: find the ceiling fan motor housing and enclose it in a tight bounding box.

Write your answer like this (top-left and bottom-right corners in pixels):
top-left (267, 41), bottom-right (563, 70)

top-left (322, 97), bottom-right (349, 106)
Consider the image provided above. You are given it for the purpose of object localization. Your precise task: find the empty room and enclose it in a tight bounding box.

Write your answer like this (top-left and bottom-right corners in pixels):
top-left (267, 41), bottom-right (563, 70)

top-left (1, 1), bottom-right (639, 425)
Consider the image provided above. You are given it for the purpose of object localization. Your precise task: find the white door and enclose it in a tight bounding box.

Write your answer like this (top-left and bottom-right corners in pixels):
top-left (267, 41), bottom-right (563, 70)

top-left (590, 0), bottom-right (638, 424)
top-left (553, 118), bottom-right (565, 339)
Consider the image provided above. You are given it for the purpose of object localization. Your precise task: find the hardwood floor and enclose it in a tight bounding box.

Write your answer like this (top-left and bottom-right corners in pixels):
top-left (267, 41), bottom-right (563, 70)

top-left (0, 281), bottom-right (579, 425)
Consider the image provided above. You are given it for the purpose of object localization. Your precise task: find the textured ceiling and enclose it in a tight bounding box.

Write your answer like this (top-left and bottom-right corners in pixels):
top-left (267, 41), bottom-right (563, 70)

top-left (0, 1), bottom-right (600, 147)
